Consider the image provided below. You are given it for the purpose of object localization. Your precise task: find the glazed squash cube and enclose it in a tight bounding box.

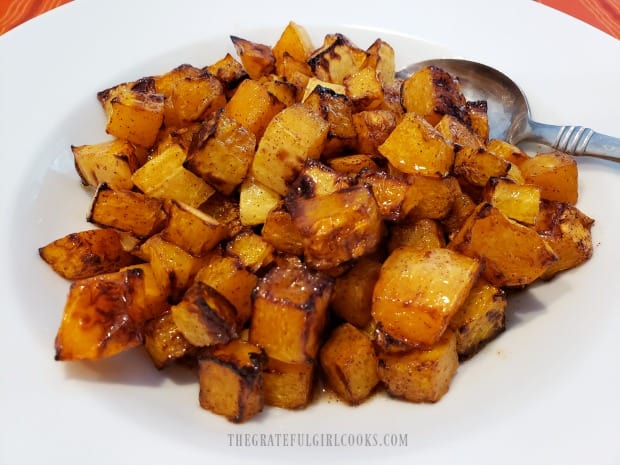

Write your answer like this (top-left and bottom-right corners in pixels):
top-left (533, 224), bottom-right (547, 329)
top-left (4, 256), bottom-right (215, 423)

top-left (160, 200), bottom-right (228, 257)
top-left (54, 269), bottom-right (145, 361)
top-left (249, 257), bottom-right (332, 363)
top-left (231, 35), bottom-right (275, 80)
top-left (400, 65), bottom-right (469, 126)
top-left (387, 218), bottom-right (446, 254)
top-left (402, 174), bottom-right (458, 221)
top-left (171, 281), bottom-right (240, 347)
top-left (448, 279), bottom-right (507, 359)
top-left (356, 169), bottom-right (409, 221)
top-left (378, 112), bottom-right (454, 177)
top-left (435, 114), bottom-right (483, 150)
top-left (153, 64), bottom-right (202, 127)
top-left (449, 203), bottom-right (558, 287)
top-left (143, 310), bottom-right (196, 369)
top-left (260, 205), bottom-right (305, 256)
top-left (87, 185), bottom-right (167, 238)
top-left (273, 21), bottom-right (314, 66)
top-left (352, 110), bottom-right (398, 155)
top-left (482, 177), bottom-right (540, 225)
top-left (97, 78), bottom-right (164, 148)
top-left (251, 103), bottom-right (329, 195)
top-left (263, 357), bottom-right (315, 409)
top-left (327, 154), bottom-right (380, 176)
top-left (319, 323), bottom-right (380, 405)
top-left (39, 228), bottom-right (137, 280)
top-left (372, 247), bottom-right (480, 348)
top-left (519, 151), bottom-right (578, 204)
top-left (238, 176), bottom-right (281, 226)
top-left (169, 72), bottom-right (225, 124)
top-left (364, 38), bottom-right (396, 88)
top-left (287, 185), bottom-right (383, 270)
top-left (225, 230), bottom-right (275, 273)
top-left (186, 110), bottom-right (256, 196)
top-left (307, 33), bottom-right (368, 84)
top-left (486, 138), bottom-right (530, 167)
top-left (72, 139), bottom-right (139, 190)
top-left (119, 263), bottom-right (170, 325)
top-left (344, 66), bottom-right (385, 111)
top-left (466, 100), bottom-right (490, 142)
top-left (454, 146), bottom-right (511, 188)
top-left (198, 339), bottom-right (266, 423)
top-left (204, 53), bottom-right (248, 98)
top-left (377, 329), bottom-right (458, 403)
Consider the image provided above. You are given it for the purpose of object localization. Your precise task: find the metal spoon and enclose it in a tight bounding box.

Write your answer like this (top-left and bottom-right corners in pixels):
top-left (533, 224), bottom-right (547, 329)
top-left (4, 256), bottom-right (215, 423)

top-left (396, 58), bottom-right (620, 162)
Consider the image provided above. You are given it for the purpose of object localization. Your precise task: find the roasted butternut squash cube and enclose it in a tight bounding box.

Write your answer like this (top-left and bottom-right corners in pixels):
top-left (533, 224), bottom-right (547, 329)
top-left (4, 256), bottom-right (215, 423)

top-left (275, 53), bottom-right (313, 96)
top-left (364, 38), bottom-right (396, 88)
top-left (54, 269), bottom-right (144, 360)
top-left (87, 185), bottom-right (167, 238)
top-left (259, 75), bottom-right (298, 107)
top-left (160, 200), bottom-right (228, 256)
top-left (251, 103), bottom-right (329, 195)
top-left (377, 329), bottom-right (458, 403)
top-left (119, 263), bottom-right (170, 325)
top-left (435, 114), bottom-right (483, 149)
top-left (330, 257), bottom-right (382, 328)
top-left (307, 33), bottom-right (368, 84)
top-left (198, 339), bottom-right (265, 423)
top-left (482, 177), bottom-right (540, 225)
top-left (200, 192), bottom-right (243, 239)
top-left (287, 158), bottom-right (352, 201)
top-left (239, 176), bottom-right (281, 226)
top-left (260, 205), bottom-right (305, 256)
top-left (327, 154), bottom-right (380, 176)
top-left (72, 139), bottom-right (139, 190)
top-left (319, 323), bottom-right (379, 405)
top-left (449, 203), bottom-right (557, 287)
top-left (194, 252), bottom-right (258, 326)
top-left (97, 78), bottom-right (164, 147)
top-left (131, 143), bottom-right (215, 208)
top-left (140, 234), bottom-right (208, 300)
top-left (39, 229), bottom-right (137, 280)
top-left (170, 72), bottom-right (226, 124)
top-left (287, 185), bottom-right (383, 270)
top-left (449, 279), bottom-right (506, 359)
top-left (153, 64), bottom-right (202, 127)
top-left (249, 257), bottom-right (332, 363)
top-left (225, 78), bottom-right (285, 139)
top-left (231, 35), bottom-right (275, 80)
top-left (486, 138), bottom-right (530, 167)
top-left (466, 100), bottom-right (490, 142)
top-left (401, 65), bottom-right (469, 126)
top-left (344, 66), bottom-right (385, 111)
top-left (356, 169), bottom-right (409, 221)
top-left (205, 53), bottom-right (248, 98)
top-left (387, 218), bottom-right (446, 254)
top-left (372, 247), bottom-right (480, 348)
top-left (186, 106), bottom-right (256, 193)
top-left (143, 310), bottom-right (196, 369)
top-left (402, 174), bottom-right (457, 221)
top-left (273, 21), bottom-right (314, 66)
top-left (535, 200), bottom-right (594, 279)
top-left (263, 357), bottom-right (315, 409)
top-left (519, 151), bottom-right (578, 204)
top-left (225, 230), bottom-right (275, 273)
top-left (171, 281), bottom-right (239, 347)
top-left (352, 110), bottom-right (399, 155)
top-left (441, 189), bottom-right (477, 236)
top-left (378, 113), bottom-right (454, 177)
top-left (454, 146), bottom-right (511, 188)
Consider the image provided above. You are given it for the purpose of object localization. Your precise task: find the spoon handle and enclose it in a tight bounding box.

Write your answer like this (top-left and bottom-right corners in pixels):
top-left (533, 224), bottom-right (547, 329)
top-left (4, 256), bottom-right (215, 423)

top-left (528, 121), bottom-right (620, 162)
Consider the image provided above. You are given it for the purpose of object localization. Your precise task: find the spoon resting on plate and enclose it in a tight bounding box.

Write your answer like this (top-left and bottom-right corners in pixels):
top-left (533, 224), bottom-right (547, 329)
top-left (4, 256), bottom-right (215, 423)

top-left (396, 58), bottom-right (620, 162)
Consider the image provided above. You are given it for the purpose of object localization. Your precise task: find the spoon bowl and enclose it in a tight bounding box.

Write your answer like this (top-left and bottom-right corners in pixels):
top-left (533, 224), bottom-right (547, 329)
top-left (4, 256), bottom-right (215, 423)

top-left (396, 58), bottom-right (620, 162)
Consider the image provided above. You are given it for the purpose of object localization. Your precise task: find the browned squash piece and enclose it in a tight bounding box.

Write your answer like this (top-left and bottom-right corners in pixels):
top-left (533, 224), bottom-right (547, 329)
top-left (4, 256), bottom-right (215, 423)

top-left (131, 143), bottom-right (215, 208)
top-left (54, 269), bottom-right (145, 360)
top-left (258, 75), bottom-right (298, 107)
top-left (466, 100), bottom-right (490, 142)
top-left (519, 151), bottom-right (578, 204)
top-left (307, 33), bottom-right (368, 84)
top-left (401, 65), bottom-right (469, 126)
top-left (72, 139), bottom-right (139, 190)
top-left (274, 52), bottom-right (314, 97)
top-left (198, 339), bottom-right (266, 423)
top-left (169, 71), bottom-right (226, 125)
top-left (482, 177), bottom-right (540, 225)
top-left (225, 230), bottom-right (275, 273)
top-left (171, 281), bottom-right (239, 347)
top-left (448, 279), bottom-right (506, 359)
top-left (249, 256), bottom-right (332, 363)
top-left (372, 247), bottom-right (480, 348)
top-left (97, 78), bottom-right (164, 148)
top-left (535, 200), bottom-right (594, 279)
top-left (387, 218), bottom-right (446, 254)
top-left (224, 78), bottom-right (285, 139)
top-left (486, 138), bottom-right (530, 167)
top-left (435, 114), bottom-right (483, 149)
top-left (185, 111), bottom-right (256, 196)
top-left (238, 176), bottom-right (281, 227)
top-left (364, 38), bottom-right (396, 88)
top-left (454, 146), bottom-right (511, 188)
top-left (441, 188), bottom-right (477, 237)
top-left (260, 205), bottom-right (305, 256)
top-left (344, 66), bottom-right (385, 111)
top-left (39, 229), bottom-right (137, 280)
top-left (356, 169), bottom-right (409, 221)
top-left (319, 323), bottom-right (379, 405)
top-left (153, 64), bottom-right (202, 127)
top-left (377, 329), bottom-right (458, 403)
top-left (194, 251), bottom-right (258, 326)
top-left (287, 185), bottom-right (383, 270)
top-left (449, 203), bottom-right (558, 287)
top-left (251, 103), bottom-right (328, 196)
top-left (119, 263), bottom-right (170, 326)
top-left (402, 174), bottom-right (458, 221)
top-left (272, 21), bottom-right (314, 67)
top-left (263, 357), bottom-right (315, 409)
top-left (200, 192), bottom-right (243, 239)
top-left (160, 200), bottom-right (228, 257)
top-left (87, 185), bottom-right (167, 238)
top-left (330, 256), bottom-right (382, 328)
top-left (143, 310), bottom-right (196, 369)
top-left (352, 109), bottom-right (399, 155)
top-left (231, 35), bottom-right (275, 80)
top-left (378, 112), bottom-right (454, 177)
top-left (327, 154), bottom-right (380, 176)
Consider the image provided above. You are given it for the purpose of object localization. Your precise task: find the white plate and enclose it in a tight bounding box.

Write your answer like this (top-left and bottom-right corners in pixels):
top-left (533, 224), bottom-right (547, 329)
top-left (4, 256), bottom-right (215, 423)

top-left (1, 1), bottom-right (619, 464)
